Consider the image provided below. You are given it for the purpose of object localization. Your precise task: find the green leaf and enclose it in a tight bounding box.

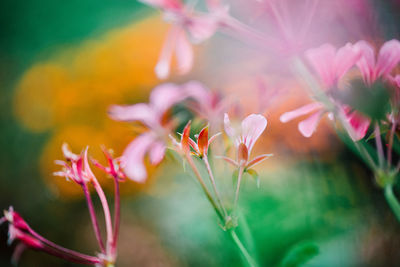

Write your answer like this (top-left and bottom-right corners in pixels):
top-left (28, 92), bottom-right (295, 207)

top-left (279, 241), bottom-right (319, 267)
top-left (246, 169), bottom-right (260, 188)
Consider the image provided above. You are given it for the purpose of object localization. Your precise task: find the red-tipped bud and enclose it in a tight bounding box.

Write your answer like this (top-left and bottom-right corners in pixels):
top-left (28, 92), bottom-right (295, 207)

top-left (197, 125), bottom-right (209, 157)
top-left (181, 121), bottom-right (192, 154)
top-left (4, 208), bottom-right (29, 231)
top-left (9, 226), bottom-right (43, 249)
top-left (237, 143), bottom-right (248, 166)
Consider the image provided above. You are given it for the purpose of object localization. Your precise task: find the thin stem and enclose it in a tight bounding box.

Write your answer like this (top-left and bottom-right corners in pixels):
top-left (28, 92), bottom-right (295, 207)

top-left (185, 155), bottom-right (224, 222)
top-left (233, 166), bottom-right (245, 211)
top-left (42, 245), bottom-right (101, 265)
top-left (387, 119), bottom-right (396, 168)
top-left (230, 230), bottom-right (258, 267)
top-left (384, 184), bottom-right (400, 221)
top-left (266, 0), bottom-right (290, 41)
top-left (221, 16), bottom-right (279, 50)
top-left (28, 227), bottom-right (101, 264)
top-left (91, 178), bottom-right (114, 254)
top-left (299, 0), bottom-right (319, 42)
top-left (111, 175), bottom-right (120, 258)
top-left (374, 123), bottom-right (385, 169)
top-left (203, 156), bottom-right (228, 217)
top-left (82, 182), bottom-right (106, 253)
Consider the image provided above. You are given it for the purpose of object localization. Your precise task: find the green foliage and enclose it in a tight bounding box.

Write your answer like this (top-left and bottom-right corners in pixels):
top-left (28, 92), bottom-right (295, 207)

top-left (279, 242), bottom-right (319, 267)
top-left (333, 78), bottom-right (390, 121)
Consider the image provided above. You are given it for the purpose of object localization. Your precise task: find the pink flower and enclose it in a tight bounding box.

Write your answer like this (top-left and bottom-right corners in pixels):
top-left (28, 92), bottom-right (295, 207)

top-left (222, 113), bottom-right (271, 168)
top-left (355, 39), bottom-right (400, 86)
top-left (54, 143), bottom-right (93, 185)
top-left (109, 83), bottom-right (191, 182)
top-left (140, 0), bottom-right (220, 79)
top-left (91, 147), bottom-right (126, 181)
top-left (280, 42), bottom-right (370, 141)
top-left (305, 42), bottom-right (361, 88)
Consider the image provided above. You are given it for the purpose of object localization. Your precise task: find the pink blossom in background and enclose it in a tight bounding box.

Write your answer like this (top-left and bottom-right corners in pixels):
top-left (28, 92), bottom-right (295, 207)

top-left (355, 39), bottom-right (400, 86)
top-left (139, 0), bottom-right (220, 79)
top-left (280, 42), bottom-right (371, 141)
top-left (109, 83), bottom-right (191, 182)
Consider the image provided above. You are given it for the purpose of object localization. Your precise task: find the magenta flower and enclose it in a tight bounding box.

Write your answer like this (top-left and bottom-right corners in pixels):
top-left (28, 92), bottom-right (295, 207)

top-left (355, 39), bottom-right (400, 86)
top-left (54, 145), bottom-right (120, 264)
top-left (139, 0), bottom-right (220, 79)
top-left (280, 42), bottom-right (371, 141)
top-left (222, 113), bottom-right (270, 168)
top-left (109, 83), bottom-right (192, 182)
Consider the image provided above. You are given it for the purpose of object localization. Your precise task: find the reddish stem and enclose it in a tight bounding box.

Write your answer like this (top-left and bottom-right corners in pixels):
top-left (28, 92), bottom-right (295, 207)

top-left (82, 182), bottom-right (106, 253)
top-left (27, 227), bottom-right (101, 264)
top-left (111, 175), bottom-right (120, 258)
top-left (91, 178), bottom-right (113, 254)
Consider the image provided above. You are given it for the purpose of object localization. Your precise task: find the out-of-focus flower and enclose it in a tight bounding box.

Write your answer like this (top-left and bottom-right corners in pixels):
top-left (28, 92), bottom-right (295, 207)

top-left (184, 81), bottom-right (228, 127)
top-left (109, 83), bottom-right (191, 182)
top-left (140, 0), bottom-right (221, 79)
top-left (222, 113), bottom-right (271, 168)
top-left (305, 43), bottom-right (361, 89)
top-left (281, 42), bottom-right (370, 141)
top-left (355, 39), bottom-right (400, 86)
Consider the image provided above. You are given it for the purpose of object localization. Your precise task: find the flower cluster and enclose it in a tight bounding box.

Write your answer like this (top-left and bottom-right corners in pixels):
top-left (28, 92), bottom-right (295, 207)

top-left (4, 1), bottom-right (400, 266)
top-left (2, 144), bottom-right (125, 266)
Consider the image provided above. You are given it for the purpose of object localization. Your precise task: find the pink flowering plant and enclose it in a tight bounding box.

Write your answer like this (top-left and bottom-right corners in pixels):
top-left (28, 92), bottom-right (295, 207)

top-left (4, 0), bottom-right (400, 266)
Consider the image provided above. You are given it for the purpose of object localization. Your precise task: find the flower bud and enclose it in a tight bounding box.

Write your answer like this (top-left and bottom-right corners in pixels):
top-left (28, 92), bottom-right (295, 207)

top-left (237, 143), bottom-right (248, 166)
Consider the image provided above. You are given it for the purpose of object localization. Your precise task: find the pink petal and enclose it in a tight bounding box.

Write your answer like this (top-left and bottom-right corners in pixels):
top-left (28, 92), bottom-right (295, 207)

top-left (155, 26), bottom-right (180, 79)
top-left (354, 40), bottom-right (376, 84)
top-left (186, 15), bottom-right (218, 43)
top-left (175, 30), bottom-right (194, 75)
top-left (184, 81), bottom-right (212, 105)
top-left (334, 43), bottom-right (361, 81)
top-left (108, 103), bottom-right (158, 128)
top-left (280, 102), bottom-right (323, 123)
top-left (149, 141), bottom-right (166, 164)
top-left (121, 134), bottom-right (155, 183)
top-left (344, 110), bottom-right (370, 141)
top-left (224, 113), bottom-right (236, 141)
top-left (298, 110), bottom-right (324, 138)
top-left (240, 114), bottom-right (267, 153)
top-left (149, 83), bottom-right (187, 117)
top-left (394, 75), bottom-right (400, 88)
top-left (376, 39), bottom-right (400, 79)
top-left (305, 44), bottom-right (336, 88)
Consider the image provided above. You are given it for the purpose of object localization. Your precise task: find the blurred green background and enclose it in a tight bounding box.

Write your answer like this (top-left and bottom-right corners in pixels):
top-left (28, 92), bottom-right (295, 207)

top-left (1, 0), bottom-right (400, 266)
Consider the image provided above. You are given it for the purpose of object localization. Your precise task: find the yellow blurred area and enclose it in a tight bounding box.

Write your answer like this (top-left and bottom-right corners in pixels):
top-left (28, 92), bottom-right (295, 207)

top-left (13, 16), bottom-right (168, 198)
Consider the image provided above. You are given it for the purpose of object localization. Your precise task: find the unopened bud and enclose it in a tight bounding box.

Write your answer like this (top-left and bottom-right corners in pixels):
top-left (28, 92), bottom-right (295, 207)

top-left (237, 143), bottom-right (248, 166)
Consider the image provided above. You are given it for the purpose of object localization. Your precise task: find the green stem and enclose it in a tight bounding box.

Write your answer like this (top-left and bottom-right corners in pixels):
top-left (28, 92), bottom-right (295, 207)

top-left (186, 155), bottom-right (225, 222)
top-left (234, 166), bottom-right (245, 211)
top-left (203, 156), bottom-right (228, 217)
top-left (384, 185), bottom-right (400, 221)
top-left (230, 230), bottom-right (258, 267)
